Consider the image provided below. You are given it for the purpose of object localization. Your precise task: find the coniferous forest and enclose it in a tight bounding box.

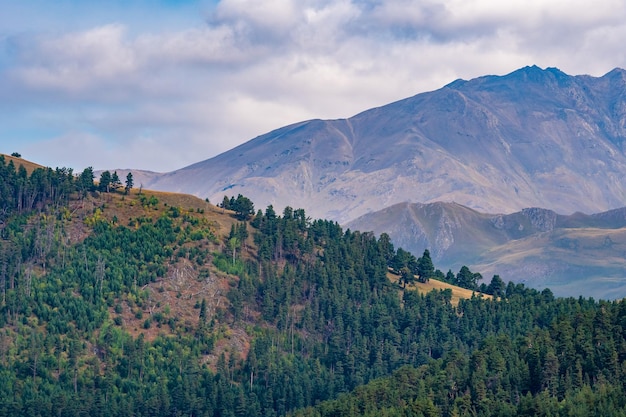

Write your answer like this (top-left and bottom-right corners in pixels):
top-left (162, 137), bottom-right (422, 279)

top-left (2, 155), bottom-right (626, 416)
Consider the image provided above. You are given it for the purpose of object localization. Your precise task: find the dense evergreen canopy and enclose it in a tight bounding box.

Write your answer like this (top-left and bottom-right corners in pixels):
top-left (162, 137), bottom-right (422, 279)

top-left (1, 157), bottom-right (626, 417)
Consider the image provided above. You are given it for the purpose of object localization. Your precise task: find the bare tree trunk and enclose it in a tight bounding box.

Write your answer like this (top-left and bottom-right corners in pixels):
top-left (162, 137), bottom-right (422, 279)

top-left (25, 264), bottom-right (33, 298)
top-left (0, 262), bottom-right (6, 305)
top-left (96, 256), bottom-right (105, 297)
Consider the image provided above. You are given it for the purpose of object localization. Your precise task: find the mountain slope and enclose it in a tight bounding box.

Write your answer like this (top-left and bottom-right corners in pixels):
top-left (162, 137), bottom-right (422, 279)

top-left (145, 66), bottom-right (626, 223)
top-left (346, 201), bottom-right (626, 299)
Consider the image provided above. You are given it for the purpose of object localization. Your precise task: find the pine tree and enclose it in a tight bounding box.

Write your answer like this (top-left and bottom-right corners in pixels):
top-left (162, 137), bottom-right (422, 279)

top-left (79, 166), bottom-right (95, 196)
top-left (125, 172), bottom-right (134, 194)
top-left (110, 171), bottom-right (122, 192)
top-left (98, 171), bottom-right (112, 192)
top-left (199, 298), bottom-right (207, 324)
top-left (416, 249), bottom-right (434, 283)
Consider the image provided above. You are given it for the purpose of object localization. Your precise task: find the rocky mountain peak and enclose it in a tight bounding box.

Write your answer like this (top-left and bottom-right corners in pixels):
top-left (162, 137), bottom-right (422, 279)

top-left (508, 65), bottom-right (566, 83)
top-left (144, 66), bottom-right (626, 224)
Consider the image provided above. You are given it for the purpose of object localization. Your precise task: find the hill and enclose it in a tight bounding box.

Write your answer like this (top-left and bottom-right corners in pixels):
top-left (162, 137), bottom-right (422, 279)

top-left (4, 157), bottom-right (626, 416)
top-left (1, 153), bottom-right (45, 174)
top-left (348, 202), bottom-right (626, 299)
top-left (142, 66), bottom-right (626, 224)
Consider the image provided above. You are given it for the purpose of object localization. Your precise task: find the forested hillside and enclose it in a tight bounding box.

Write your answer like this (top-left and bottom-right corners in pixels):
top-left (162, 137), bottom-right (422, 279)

top-left (2, 155), bottom-right (626, 416)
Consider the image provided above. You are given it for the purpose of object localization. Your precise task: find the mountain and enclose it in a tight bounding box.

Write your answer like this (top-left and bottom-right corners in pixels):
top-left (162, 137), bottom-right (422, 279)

top-left (346, 201), bottom-right (626, 299)
top-left (144, 66), bottom-right (626, 224)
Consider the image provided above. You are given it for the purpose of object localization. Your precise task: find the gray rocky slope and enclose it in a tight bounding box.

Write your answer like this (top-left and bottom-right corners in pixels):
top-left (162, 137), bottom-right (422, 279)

top-left (145, 66), bottom-right (626, 224)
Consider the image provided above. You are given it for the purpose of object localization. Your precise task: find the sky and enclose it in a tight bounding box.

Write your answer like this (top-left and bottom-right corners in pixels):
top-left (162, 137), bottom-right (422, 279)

top-left (2, 0), bottom-right (626, 172)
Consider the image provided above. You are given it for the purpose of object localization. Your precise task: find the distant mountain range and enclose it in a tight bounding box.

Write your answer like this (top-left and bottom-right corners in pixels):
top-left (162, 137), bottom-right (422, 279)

top-left (346, 202), bottom-right (626, 299)
top-left (142, 65), bottom-right (626, 224)
top-left (119, 65), bottom-right (626, 297)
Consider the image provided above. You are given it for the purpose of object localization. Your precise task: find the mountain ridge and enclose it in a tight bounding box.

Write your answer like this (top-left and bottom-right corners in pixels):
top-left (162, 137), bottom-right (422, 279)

top-left (141, 66), bottom-right (626, 223)
top-left (346, 200), bottom-right (626, 298)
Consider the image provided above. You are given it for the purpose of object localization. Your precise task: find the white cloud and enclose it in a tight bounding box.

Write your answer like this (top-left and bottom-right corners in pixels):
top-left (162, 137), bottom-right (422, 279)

top-left (214, 0), bottom-right (300, 33)
top-left (3, 0), bottom-right (626, 172)
top-left (15, 24), bottom-right (137, 92)
top-left (135, 25), bottom-right (254, 67)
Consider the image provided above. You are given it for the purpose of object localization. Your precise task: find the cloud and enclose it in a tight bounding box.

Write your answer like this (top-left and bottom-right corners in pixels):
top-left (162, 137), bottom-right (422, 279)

top-left (3, 0), bottom-right (626, 172)
top-left (13, 24), bottom-right (137, 93)
top-left (10, 24), bottom-right (249, 97)
top-left (11, 1), bottom-right (626, 99)
top-left (213, 0), bottom-right (300, 36)
top-left (136, 25), bottom-right (247, 66)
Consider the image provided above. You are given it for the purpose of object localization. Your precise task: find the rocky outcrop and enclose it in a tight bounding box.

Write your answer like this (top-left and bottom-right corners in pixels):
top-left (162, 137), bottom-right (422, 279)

top-left (520, 208), bottom-right (558, 232)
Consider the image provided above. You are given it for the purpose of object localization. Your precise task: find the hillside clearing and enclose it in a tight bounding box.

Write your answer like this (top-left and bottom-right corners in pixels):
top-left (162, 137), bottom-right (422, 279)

top-left (387, 272), bottom-right (492, 306)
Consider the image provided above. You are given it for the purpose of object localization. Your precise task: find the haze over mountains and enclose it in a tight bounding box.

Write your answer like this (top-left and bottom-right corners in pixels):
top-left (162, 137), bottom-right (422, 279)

top-left (144, 65), bottom-right (626, 223)
top-left (130, 65), bottom-right (626, 298)
top-left (346, 202), bottom-right (626, 299)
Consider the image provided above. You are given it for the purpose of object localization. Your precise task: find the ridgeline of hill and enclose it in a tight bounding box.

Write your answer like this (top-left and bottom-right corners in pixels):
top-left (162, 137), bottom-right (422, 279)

top-left (2, 155), bottom-right (626, 416)
top-left (1, 153), bottom-right (45, 174)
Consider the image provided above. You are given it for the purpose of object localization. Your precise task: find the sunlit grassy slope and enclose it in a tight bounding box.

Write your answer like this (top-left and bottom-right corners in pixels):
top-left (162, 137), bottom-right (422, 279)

top-left (1, 153), bottom-right (45, 174)
top-left (387, 271), bottom-right (492, 306)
